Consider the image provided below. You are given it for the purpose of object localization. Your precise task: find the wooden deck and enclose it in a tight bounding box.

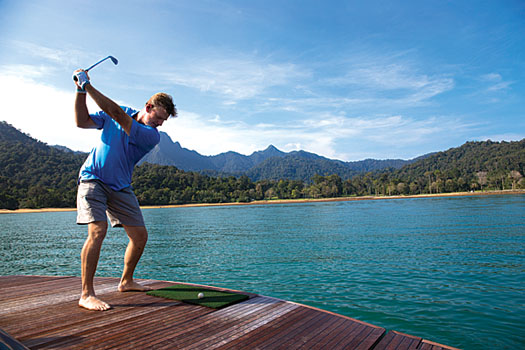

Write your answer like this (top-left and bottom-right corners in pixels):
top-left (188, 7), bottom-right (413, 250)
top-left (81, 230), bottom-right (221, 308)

top-left (0, 276), bottom-right (459, 349)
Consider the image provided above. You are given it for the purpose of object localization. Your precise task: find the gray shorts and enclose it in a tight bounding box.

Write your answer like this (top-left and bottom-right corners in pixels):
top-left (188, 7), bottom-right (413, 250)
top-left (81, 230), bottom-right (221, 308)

top-left (77, 180), bottom-right (145, 227)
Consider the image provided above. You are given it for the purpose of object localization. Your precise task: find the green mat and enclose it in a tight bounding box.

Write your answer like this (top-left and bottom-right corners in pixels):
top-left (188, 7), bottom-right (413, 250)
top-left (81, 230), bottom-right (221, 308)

top-left (146, 284), bottom-right (250, 309)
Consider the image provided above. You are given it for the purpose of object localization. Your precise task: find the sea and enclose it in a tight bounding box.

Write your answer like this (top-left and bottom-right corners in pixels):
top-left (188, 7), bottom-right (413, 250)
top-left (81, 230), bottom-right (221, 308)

top-left (1, 194), bottom-right (524, 350)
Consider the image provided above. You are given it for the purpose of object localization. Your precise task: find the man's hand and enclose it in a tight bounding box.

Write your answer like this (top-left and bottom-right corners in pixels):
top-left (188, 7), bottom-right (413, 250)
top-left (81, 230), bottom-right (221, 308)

top-left (73, 69), bottom-right (91, 91)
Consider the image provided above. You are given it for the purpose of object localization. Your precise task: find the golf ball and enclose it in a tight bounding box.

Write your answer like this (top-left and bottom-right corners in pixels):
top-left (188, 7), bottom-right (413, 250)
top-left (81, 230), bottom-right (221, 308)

top-left (198, 292), bottom-right (204, 299)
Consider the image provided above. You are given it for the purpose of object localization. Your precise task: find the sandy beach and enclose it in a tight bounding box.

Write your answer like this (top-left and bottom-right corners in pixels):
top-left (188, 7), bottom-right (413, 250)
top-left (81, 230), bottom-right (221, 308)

top-left (1, 189), bottom-right (522, 214)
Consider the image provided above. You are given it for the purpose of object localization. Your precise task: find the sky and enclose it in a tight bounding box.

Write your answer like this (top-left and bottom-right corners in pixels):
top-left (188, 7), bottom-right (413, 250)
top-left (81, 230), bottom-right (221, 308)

top-left (0, 0), bottom-right (523, 161)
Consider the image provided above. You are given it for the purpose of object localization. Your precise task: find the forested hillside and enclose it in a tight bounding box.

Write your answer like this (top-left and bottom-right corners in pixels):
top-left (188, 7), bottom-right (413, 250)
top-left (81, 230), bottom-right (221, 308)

top-left (347, 140), bottom-right (525, 197)
top-left (0, 122), bottom-right (86, 209)
top-left (0, 121), bottom-right (523, 209)
top-left (391, 140), bottom-right (525, 193)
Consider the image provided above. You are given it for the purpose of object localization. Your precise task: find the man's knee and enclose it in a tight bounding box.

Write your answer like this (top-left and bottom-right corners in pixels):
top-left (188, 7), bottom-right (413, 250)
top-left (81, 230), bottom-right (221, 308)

top-left (88, 221), bottom-right (108, 242)
top-left (124, 226), bottom-right (148, 246)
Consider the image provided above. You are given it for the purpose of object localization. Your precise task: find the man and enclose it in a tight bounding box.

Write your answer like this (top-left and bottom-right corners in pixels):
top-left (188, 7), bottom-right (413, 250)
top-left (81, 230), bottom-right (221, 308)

top-left (73, 69), bottom-right (177, 311)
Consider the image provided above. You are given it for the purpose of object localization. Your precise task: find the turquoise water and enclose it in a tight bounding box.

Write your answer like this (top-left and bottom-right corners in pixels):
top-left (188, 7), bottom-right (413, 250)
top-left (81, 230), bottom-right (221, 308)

top-left (1, 195), bottom-right (524, 349)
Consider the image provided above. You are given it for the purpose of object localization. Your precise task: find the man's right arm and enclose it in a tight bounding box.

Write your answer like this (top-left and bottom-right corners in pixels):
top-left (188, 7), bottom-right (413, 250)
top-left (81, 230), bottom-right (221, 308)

top-left (73, 69), bottom-right (133, 134)
top-left (75, 91), bottom-right (98, 129)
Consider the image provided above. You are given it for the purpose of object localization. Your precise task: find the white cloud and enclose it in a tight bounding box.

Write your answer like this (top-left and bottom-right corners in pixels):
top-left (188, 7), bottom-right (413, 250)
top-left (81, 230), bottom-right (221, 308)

top-left (0, 70), bottom-right (100, 151)
top-left (481, 73), bottom-right (502, 82)
top-left (162, 108), bottom-right (333, 157)
top-left (1, 64), bottom-right (48, 77)
top-left (10, 41), bottom-right (88, 68)
top-left (320, 59), bottom-right (454, 106)
top-left (480, 72), bottom-right (513, 92)
top-left (476, 133), bottom-right (525, 142)
top-left (164, 56), bottom-right (309, 100)
top-left (150, 50), bottom-right (457, 126)
top-left (162, 107), bottom-right (477, 161)
top-left (13, 41), bottom-right (66, 63)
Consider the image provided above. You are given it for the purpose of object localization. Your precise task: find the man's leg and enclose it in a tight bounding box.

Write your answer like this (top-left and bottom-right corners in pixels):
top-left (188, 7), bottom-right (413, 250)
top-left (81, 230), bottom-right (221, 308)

top-left (118, 225), bottom-right (151, 292)
top-left (79, 221), bottom-right (111, 310)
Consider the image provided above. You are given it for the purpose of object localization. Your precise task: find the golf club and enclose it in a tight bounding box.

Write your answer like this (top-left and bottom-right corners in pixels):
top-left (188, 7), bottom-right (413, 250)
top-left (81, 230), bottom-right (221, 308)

top-left (73, 55), bottom-right (118, 81)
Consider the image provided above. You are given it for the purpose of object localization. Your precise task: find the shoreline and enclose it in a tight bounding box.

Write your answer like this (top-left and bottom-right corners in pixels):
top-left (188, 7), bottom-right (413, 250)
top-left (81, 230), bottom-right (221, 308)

top-left (1, 189), bottom-right (523, 214)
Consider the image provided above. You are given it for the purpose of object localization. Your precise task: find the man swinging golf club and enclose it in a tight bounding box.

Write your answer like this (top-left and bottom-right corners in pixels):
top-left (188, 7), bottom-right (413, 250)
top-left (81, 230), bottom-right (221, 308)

top-left (73, 65), bottom-right (177, 311)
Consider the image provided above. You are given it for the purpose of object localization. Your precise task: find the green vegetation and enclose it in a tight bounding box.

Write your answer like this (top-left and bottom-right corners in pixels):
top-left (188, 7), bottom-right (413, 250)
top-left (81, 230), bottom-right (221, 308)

top-left (0, 122), bottom-right (84, 210)
top-left (0, 121), bottom-right (523, 210)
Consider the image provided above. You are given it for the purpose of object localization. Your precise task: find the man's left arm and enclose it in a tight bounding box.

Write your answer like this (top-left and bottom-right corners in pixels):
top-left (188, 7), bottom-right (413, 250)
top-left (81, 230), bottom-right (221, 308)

top-left (84, 84), bottom-right (133, 136)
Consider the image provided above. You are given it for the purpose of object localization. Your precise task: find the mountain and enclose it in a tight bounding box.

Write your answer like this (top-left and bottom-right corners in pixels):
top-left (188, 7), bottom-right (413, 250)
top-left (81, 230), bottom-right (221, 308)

top-left (209, 145), bottom-right (287, 173)
top-left (140, 132), bottom-right (417, 181)
top-left (0, 122), bottom-right (36, 143)
top-left (140, 133), bottom-right (289, 174)
top-left (139, 133), bottom-right (283, 172)
top-left (51, 145), bottom-right (85, 154)
top-left (248, 145), bottom-right (286, 164)
top-left (246, 153), bottom-right (416, 182)
top-left (139, 132), bottom-right (216, 171)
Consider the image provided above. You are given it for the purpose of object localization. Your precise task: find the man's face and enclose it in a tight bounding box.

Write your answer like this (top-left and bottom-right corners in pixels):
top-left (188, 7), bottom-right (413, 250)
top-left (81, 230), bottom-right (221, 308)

top-left (143, 104), bottom-right (169, 128)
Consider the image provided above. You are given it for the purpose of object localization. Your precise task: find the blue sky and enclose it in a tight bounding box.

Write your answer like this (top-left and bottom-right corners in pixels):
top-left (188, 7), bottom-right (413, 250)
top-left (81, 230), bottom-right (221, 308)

top-left (0, 0), bottom-right (523, 161)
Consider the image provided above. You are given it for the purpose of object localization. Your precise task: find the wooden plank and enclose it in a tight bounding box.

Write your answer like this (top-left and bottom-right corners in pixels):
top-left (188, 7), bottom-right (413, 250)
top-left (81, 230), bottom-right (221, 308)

top-left (337, 322), bottom-right (386, 350)
top-left (152, 297), bottom-right (294, 350)
top-left (284, 302), bottom-right (385, 350)
top-left (322, 321), bottom-right (370, 349)
top-left (114, 298), bottom-right (271, 350)
top-left (23, 300), bottom-right (183, 348)
top-left (28, 299), bottom-right (209, 349)
top-left (0, 277), bottom-right (115, 316)
top-left (278, 311), bottom-right (341, 349)
top-left (215, 305), bottom-right (313, 349)
top-left (373, 330), bottom-right (421, 350)
top-left (99, 299), bottom-right (236, 349)
top-left (298, 315), bottom-right (349, 349)
top-left (18, 292), bottom-right (203, 343)
top-left (240, 307), bottom-right (333, 349)
top-left (0, 277), bottom-right (166, 317)
top-left (214, 301), bottom-right (301, 350)
top-left (66, 303), bottom-right (213, 350)
top-left (0, 276), bottom-right (79, 301)
top-left (0, 280), bottom-right (173, 332)
top-left (179, 298), bottom-right (296, 350)
top-left (10, 291), bottom-right (180, 341)
top-left (419, 339), bottom-right (462, 350)
top-left (0, 275), bottom-right (71, 290)
top-left (259, 308), bottom-right (327, 349)
top-left (201, 304), bottom-right (299, 350)
top-left (271, 309), bottom-right (333, 349)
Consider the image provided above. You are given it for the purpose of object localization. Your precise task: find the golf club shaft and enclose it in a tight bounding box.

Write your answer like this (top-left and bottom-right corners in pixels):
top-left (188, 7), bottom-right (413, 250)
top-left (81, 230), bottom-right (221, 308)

top-left (73, 55), bottom-right (118, 81)
top-left (86, 56), bottom-right (113, 72)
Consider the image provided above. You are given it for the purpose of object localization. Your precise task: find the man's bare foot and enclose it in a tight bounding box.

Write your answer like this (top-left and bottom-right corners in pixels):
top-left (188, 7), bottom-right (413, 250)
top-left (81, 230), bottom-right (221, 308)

top-left (79, 296), bottom-right (111, 311)
top-left (118, 280), bottom-right (152, 292)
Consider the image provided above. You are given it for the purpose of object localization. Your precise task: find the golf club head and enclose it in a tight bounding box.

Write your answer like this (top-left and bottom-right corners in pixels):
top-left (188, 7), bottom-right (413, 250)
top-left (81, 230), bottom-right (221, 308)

top-left (109, 56), bottom-right (118, 65)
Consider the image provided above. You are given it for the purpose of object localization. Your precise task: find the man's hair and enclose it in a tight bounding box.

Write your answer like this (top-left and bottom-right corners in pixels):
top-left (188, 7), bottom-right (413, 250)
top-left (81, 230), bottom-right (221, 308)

top-left (147, 93), bottom-right (177, 117)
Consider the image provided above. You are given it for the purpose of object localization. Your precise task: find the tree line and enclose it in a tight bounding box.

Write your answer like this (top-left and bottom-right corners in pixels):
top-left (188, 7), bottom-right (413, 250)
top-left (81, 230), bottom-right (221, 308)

top-left (131, 162), bottom-right (524, 206)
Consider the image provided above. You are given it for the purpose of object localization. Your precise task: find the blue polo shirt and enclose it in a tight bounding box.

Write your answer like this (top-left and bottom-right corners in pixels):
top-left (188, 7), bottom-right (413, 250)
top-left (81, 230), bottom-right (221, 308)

top-left (79, 107), bottom-right (160, 191)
